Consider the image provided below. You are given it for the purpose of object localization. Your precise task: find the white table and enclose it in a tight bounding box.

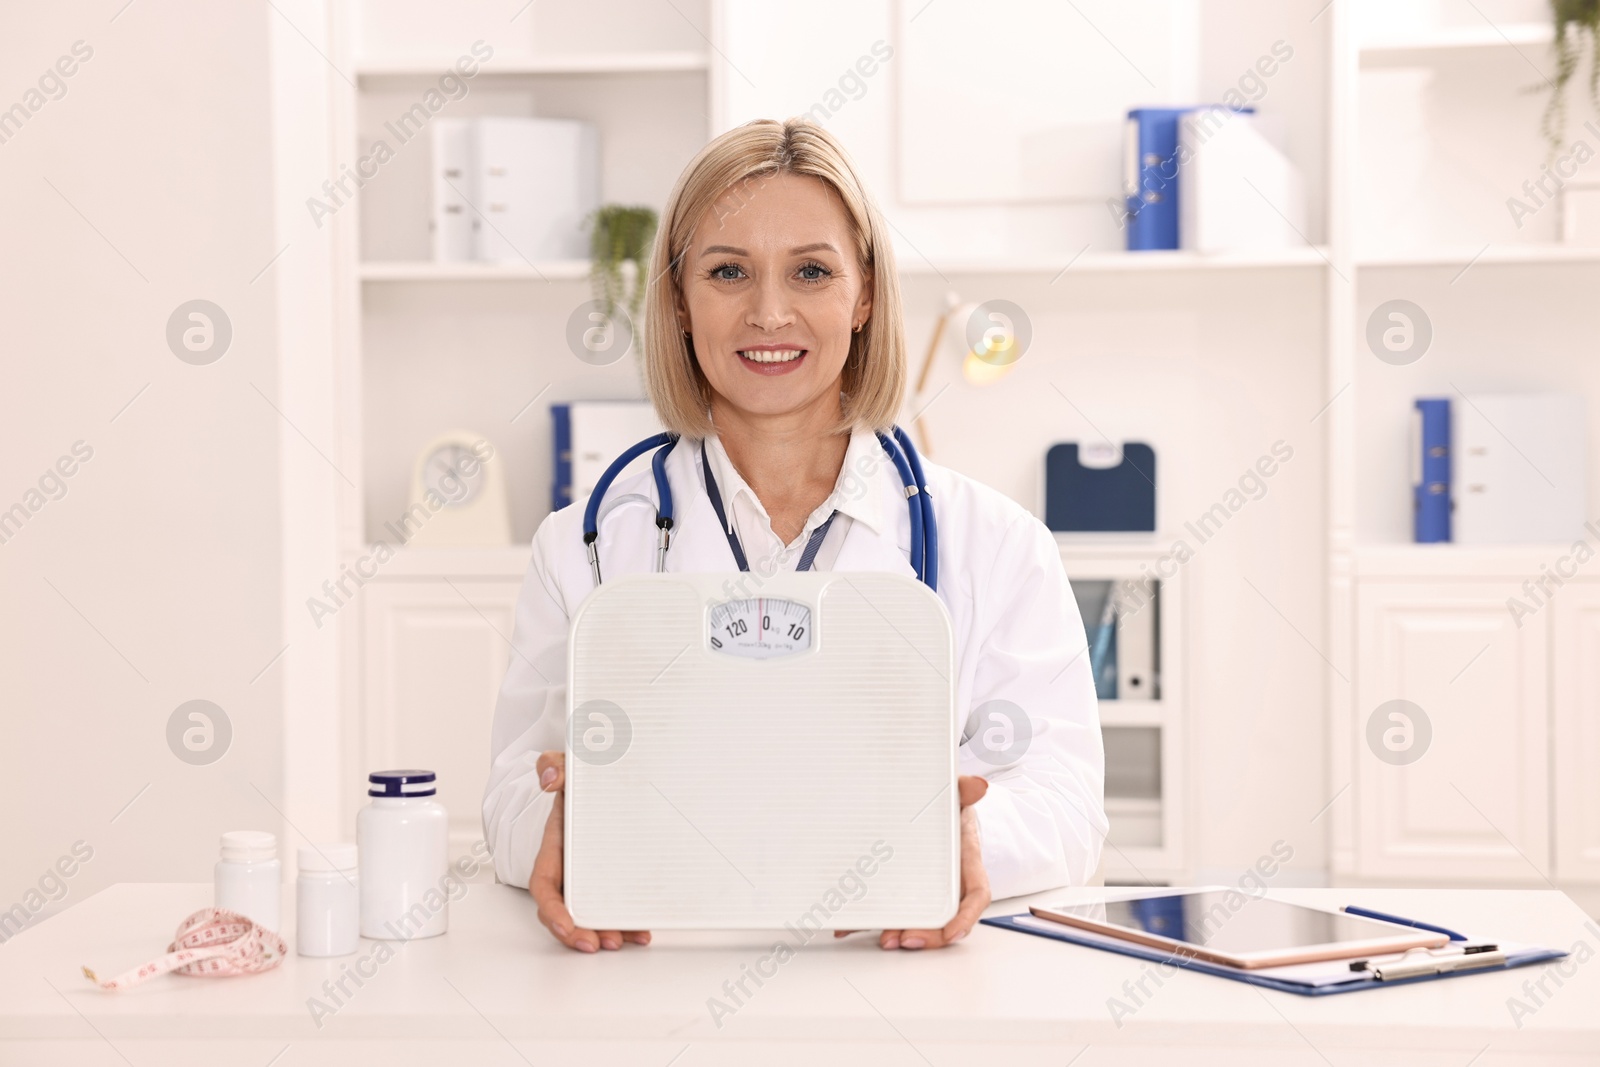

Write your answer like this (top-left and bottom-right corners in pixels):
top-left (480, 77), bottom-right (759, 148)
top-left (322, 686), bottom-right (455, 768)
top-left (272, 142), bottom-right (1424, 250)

top-left (1, 882), bottom-right (1596, 1065)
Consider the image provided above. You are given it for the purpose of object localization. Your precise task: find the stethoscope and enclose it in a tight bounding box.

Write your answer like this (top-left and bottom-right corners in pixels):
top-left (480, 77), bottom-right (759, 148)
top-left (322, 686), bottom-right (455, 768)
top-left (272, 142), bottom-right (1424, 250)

top-left (583, 423), bottom-right (938, 592)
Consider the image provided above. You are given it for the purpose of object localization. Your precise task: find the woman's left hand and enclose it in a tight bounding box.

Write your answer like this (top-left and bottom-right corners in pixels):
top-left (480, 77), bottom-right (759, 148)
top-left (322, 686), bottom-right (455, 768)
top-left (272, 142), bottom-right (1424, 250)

top-left (836, 774), bottom-right (991, 950)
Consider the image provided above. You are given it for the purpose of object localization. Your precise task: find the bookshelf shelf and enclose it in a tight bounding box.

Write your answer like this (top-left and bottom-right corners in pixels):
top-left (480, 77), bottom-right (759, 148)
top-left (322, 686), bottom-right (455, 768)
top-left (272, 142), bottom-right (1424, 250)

top-left (1099, 701), bottom-right (1166, 729)
top-left (1359, 23), bottom-right (1552, 67)
top-left (355, 51), bottom-right (710, 77)
top-left (359, 260), bottom-right (593, 282)
top-left (354, 543), bottom-right (533, 577)
top-left (1356, 245), bottom-right (1600, 269)
top-left (1352, 544), bottom-right (1580, 578)
top-left (362, 249), bottom-right (1335, 283)
top-left (897, 246), bottom-right (1330, 277)
top-left (1105, 796), bottom-right (1163, 816)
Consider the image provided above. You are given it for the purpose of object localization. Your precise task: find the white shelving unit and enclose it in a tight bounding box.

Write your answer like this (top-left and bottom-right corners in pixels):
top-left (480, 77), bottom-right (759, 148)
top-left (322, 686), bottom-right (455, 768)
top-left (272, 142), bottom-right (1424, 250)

top-left (320, 0), bottom-right (720, 861)
top-left (1330, 2), bottom-right (1600, 908)
top-left (1059, 542), bottom-right (1187, 886)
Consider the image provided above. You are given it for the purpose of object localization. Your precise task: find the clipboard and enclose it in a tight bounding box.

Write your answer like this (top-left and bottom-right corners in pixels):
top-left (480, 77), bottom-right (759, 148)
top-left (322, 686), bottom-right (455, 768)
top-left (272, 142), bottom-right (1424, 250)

top-left (980, 913), bottom-right (1568, 996)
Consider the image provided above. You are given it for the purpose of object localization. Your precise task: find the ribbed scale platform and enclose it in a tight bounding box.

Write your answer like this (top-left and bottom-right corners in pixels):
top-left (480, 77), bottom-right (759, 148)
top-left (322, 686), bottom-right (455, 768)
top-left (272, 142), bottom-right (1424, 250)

top-left (566, 572), bottom-right (958, 929)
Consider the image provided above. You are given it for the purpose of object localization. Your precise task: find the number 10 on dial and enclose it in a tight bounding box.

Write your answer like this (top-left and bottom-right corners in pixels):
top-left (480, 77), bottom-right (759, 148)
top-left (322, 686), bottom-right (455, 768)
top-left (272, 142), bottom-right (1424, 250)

top-left (708, 598), bottom-right (812, 659)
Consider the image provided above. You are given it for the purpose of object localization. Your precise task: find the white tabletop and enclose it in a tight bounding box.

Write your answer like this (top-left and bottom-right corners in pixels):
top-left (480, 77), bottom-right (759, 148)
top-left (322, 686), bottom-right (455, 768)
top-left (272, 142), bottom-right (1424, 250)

top-left (2, 882), bottom-right (1596, 1066)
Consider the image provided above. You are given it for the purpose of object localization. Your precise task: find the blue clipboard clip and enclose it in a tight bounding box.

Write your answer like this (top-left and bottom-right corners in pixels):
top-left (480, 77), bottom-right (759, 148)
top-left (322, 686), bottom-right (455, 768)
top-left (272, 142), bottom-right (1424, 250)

top-left (1352, 943), bottom-right (1508, 981)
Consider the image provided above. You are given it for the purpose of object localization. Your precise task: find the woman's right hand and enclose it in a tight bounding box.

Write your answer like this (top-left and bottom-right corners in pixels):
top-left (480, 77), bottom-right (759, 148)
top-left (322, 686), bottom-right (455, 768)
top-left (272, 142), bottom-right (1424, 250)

top-left (527, 751), bottom-right (653, 952)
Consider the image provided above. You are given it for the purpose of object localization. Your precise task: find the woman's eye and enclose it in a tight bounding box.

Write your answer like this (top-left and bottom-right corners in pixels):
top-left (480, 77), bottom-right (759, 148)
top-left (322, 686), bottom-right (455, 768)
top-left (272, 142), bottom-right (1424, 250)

top-left (706, 261), bottom-right (831, 283)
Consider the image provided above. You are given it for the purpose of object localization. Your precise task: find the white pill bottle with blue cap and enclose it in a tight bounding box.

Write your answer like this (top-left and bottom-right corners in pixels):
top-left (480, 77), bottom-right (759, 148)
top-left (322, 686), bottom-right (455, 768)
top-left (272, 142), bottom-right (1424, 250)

top-left (358, 769), bottom-right (449, 939)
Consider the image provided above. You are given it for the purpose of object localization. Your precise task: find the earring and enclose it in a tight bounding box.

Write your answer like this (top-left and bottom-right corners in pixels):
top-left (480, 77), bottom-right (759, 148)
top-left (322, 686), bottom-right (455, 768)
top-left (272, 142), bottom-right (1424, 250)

top-left (853, 322), bottom-right (863, 333)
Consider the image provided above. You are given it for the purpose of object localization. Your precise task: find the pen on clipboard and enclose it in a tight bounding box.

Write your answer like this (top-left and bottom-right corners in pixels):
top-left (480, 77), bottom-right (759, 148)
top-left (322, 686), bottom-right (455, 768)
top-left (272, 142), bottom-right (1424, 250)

top-left (1342, 904), bottom-right (1469, 942)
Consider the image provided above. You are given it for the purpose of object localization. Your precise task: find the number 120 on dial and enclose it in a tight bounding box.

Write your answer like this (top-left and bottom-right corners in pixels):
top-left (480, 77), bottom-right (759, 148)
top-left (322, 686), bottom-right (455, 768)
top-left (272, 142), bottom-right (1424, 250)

top-left (708, 598), bottom-right (812, 659)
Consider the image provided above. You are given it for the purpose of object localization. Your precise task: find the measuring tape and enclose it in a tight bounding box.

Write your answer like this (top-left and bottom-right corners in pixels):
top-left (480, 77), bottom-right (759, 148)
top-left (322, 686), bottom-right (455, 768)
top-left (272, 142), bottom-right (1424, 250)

top-left (82, 908), bottom-right (287, 991)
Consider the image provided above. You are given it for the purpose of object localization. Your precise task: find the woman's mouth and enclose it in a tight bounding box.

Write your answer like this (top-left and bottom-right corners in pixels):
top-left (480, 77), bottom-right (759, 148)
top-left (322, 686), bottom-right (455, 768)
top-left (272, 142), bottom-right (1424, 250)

top-left (737, 347), bottom-right (808, 375)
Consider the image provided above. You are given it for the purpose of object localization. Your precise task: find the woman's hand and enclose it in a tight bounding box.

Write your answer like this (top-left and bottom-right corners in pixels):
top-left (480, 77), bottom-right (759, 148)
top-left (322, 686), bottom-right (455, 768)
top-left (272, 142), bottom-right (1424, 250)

top-left (527, 751), bottom-right (652, 952)
top-left (837, 774), bottom-right (992, 950)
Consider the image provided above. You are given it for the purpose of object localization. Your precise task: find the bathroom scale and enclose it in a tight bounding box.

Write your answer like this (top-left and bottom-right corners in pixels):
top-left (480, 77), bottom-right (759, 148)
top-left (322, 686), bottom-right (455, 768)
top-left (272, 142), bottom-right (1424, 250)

top-left (564, 571), bottom-right (959, 930)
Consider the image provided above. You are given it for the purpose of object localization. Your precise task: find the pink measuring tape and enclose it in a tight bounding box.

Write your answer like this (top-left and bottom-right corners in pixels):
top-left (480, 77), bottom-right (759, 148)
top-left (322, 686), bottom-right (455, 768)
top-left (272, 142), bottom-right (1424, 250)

top-left (82, 908), bottom-right (288, 992)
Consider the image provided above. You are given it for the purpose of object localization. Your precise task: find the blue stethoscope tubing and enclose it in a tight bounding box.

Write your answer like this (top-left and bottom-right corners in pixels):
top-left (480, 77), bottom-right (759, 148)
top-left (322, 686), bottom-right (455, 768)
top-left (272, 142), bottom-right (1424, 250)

top-left (582, 423), bottom-right (937, 592)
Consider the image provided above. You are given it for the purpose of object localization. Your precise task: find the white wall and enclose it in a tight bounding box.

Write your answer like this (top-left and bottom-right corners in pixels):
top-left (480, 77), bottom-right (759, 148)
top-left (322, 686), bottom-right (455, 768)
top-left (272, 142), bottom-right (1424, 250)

top-left (0, 1), bottom-right (283, 931)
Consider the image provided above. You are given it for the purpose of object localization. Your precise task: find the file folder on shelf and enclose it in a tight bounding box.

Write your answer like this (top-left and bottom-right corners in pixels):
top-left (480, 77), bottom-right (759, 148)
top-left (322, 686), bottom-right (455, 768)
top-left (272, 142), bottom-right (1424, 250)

top-left (1453, 392), bottom-right (1586, 544)
top-left (1124, 108), bottom-right (1189, 251)
top-left (551, 401), bottom-right (664, 514)
top-left (1412, 397), bottom-right (1451, 543)
top-left (1177, 108), bottom-right (1303, 253)
top-left (429, 118), bottom-right (476, 262)
top-left (1115, 591), bottom-right (1157, 700)
top-left (473, 117), bottom-right (599, 263)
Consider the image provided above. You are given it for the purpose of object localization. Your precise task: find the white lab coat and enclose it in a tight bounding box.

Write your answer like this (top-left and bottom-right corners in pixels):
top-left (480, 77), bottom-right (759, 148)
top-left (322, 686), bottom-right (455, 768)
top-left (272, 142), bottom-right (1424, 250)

top-left (482, 429), bottom-right (1108, 902)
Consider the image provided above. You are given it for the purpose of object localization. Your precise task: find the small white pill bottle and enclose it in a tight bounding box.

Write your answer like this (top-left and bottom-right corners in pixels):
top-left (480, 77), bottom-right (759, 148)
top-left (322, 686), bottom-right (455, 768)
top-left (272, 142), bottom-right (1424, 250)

top-left (358, 769), bottom-right (449, 940)
top-left (296, 843), bottom-right (359, 957)
top-left (214, 830), bottom-right (281, 932)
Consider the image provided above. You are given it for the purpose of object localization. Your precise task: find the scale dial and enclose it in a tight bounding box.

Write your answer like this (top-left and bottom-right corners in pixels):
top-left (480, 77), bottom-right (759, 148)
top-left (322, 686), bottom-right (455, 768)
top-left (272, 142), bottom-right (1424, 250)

top-left (708, 597), bottom-right (812, 659)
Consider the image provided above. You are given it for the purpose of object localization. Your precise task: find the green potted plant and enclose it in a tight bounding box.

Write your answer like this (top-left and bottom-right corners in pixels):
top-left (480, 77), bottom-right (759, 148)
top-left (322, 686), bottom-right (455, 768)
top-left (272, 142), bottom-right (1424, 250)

top-left (587, 205), bottom-right (658, 321)
top-left (1542, 0), bottom-right (1600, 153)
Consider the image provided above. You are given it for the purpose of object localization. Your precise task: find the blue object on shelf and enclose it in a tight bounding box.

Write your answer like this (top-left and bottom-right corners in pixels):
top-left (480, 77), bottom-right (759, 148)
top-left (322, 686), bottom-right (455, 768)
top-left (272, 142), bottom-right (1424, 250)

top-left (1071, 580), bottom-right (1119, 699)
top-left (551, 403), bottom-right (573, 513)
top-left (1413, 397), bottom-right (1451, 543)
top-left (1124, 108), bottom-right (1189, 251)
top-left (1046, 442), bottom-right (1157, 532)
top-left (1124, 105), bottom-right (1254, 251)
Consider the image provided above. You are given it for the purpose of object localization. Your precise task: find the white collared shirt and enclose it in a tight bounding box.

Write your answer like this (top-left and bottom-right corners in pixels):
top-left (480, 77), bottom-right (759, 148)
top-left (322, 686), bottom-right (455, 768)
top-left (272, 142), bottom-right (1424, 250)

top-left (700, 426), bottom-right (887, 574)
top-left (483, 425), bottom-right (1108, 902)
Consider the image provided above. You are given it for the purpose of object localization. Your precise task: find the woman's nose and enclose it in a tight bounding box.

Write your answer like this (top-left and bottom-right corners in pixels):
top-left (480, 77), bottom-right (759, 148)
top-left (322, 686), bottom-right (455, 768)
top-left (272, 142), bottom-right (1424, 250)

top-left (744, 274), bottom-right (795, 332)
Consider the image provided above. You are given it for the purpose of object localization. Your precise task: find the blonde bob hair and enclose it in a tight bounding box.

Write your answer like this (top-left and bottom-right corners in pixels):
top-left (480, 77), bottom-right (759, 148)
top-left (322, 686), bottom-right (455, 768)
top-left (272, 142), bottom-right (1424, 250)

top-left (641, 117), bottom-right (906, 439)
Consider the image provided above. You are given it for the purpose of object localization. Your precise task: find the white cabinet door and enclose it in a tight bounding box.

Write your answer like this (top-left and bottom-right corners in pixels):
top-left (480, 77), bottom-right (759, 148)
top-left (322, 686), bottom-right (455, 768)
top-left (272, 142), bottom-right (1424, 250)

top-left (1355, 581), bottom-right (1549, 882)
top-left (361, 579), bottom-right (522, 861)
top-left (1554, 582), bottom-right (1600, 882)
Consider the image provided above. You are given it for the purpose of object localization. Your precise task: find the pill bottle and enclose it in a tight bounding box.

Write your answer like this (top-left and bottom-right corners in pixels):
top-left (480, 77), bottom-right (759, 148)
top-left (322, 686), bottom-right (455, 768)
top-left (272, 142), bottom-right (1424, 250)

top-left (358, 769), bottom-right (449, 940)
top-left (214, 830), bottom-right (281, 932)
top-left (296, 843), bottom-right (359, 957)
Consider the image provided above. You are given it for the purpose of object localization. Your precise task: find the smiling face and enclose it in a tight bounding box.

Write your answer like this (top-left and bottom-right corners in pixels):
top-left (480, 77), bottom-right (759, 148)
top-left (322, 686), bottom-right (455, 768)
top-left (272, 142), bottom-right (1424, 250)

top-left (675, 170), bottom-right (873, 429)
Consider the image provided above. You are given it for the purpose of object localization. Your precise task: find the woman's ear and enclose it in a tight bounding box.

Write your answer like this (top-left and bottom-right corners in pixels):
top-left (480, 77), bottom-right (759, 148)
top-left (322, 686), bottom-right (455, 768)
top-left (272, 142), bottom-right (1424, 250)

top-left (853, 270), bottom-right (874, 330)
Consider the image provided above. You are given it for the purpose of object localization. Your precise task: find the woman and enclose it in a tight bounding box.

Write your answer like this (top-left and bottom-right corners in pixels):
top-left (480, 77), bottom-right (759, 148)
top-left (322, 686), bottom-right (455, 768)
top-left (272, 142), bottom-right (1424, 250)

top-left (483, 118), bottom-right (1106, 953)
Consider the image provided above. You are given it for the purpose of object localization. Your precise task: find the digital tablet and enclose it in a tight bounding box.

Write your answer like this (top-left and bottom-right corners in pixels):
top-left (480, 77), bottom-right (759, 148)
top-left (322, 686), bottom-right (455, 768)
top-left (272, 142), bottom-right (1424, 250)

top-left (1030, 890), bottom-right (1450, 969)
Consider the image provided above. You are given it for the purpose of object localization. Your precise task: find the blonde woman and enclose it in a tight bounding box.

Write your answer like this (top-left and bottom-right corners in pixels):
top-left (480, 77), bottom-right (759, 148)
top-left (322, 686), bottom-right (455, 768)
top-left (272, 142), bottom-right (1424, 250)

top-left (483, 118), bottom-right (1106, 952)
